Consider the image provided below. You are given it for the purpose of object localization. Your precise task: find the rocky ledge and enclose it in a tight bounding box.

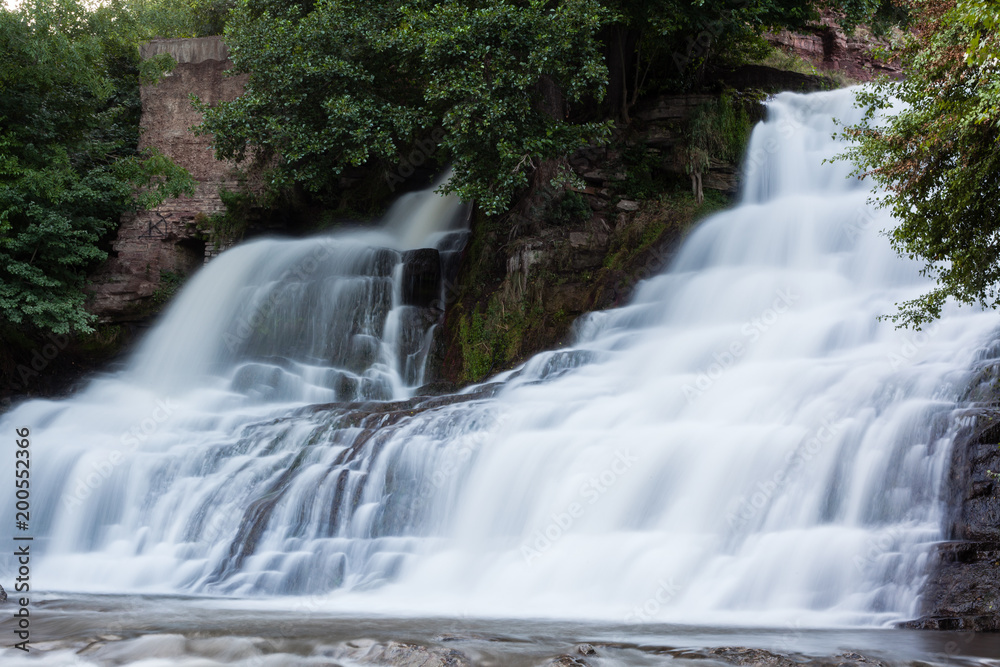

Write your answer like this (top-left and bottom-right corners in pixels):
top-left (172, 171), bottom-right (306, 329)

top-left (904, 360), bottom-right (1000, 631)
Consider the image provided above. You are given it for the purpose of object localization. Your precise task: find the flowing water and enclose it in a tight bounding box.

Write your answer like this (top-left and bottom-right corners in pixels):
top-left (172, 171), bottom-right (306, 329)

top-left (3, 88), bottom-right (1000, 664)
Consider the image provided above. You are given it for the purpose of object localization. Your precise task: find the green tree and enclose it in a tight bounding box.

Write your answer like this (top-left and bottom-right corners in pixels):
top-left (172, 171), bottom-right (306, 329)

top-left (0, 0), bottom-right (194, 334)
top-left (202, 0), bottom-right (903, 216)
top-left (840, 0), bottom-right (1000, 327)
top-left (199, 0), bottom-right (610, 215)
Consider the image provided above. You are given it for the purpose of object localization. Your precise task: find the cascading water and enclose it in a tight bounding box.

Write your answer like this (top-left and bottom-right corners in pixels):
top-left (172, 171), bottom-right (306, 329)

top-left (3, 88), bottom-right (999, 630)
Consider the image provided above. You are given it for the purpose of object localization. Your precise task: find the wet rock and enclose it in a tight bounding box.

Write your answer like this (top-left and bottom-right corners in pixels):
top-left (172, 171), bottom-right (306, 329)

top-left (0, 583), bottom-right (6, 602)
top-left (329, 639), bottom-right (473, 667)
top-left (541, 655), bottom-right (588, 667)
top-left (693, 647), bottom-right (890, 667)
top-left (909, 398), bottom-right (1000, 630)
top-left (615, 199), bottom-right (640, 211)
top-left (575, 643), bottom-right (596, 656)
top-left (401, 248), bottom-right (442, 308)
top-left (707, 647), bottom-right (800, 666)
top-left (903, 541), bottom-right (1000, 631)
top-left (414, 380), bottom-right (460, 396)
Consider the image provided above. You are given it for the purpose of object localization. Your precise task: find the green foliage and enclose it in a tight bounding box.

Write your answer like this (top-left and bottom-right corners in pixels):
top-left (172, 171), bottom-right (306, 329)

top-left (0, 0), bottom-right (194, 334)
top-left (606, 0), bottom-right (894, 107)
top-left (198, 186), bottom-right (254, 244)
top-left (139, 52), bottom-right (179, 85)
top-left (457, 292), bottom-right (538, 383)
top-left (547, 190), bottom-right (592, 225)
top-left (686, 90), bottom-right (756, 176)
top-left (151, 271), bottom-right (184, 305)
top-left (198, 0), bottom-right (899, 218)
top-left (199, 0), bottom-right (612, 215)
top-left (93, 0), bottom-right (235, 39)
top-left (620, 143), bottom-right (663, 200)
top-left (839, 0), bottom-right (1000, 328)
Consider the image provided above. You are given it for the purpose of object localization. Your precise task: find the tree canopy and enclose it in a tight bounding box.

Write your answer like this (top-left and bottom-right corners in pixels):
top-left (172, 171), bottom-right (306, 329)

top-left (0, 0), bottom-right (195, 334)
top-left (201, 0), bottom-right (897, 215)
top-left (200, 0), bottom-right (611, 215)
top-left (841, 0), bottom-right (1000, 327)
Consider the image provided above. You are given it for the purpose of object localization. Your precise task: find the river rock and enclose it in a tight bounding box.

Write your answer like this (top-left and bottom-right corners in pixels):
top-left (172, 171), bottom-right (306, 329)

top-left (541, 655), bottom-right (588, 667)
top-left (328, 639), bottom-right (472, 667)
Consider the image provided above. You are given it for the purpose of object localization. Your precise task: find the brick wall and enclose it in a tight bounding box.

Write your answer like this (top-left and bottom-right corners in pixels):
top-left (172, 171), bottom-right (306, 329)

top-left (88, 36), bottom-right (248, 320)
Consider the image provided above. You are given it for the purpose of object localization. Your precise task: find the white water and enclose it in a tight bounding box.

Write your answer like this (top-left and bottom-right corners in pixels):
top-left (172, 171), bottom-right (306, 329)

top-left (2, 88), bottom-right (998, 629)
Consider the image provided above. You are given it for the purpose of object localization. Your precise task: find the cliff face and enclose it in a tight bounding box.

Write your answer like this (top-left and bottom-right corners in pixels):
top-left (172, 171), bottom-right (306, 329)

top-left (766, 14), bottom-right (902, 82)
top-left (88, 36), bottom-right (247, 321)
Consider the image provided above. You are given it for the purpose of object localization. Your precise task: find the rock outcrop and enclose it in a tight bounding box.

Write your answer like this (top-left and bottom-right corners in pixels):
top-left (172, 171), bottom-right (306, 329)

top-left (433, 92), bottom-right (758, 385)
top-left (905, 374), bottom-right (1000, 631)
top-left (767, 14), bottom-right (902, 82)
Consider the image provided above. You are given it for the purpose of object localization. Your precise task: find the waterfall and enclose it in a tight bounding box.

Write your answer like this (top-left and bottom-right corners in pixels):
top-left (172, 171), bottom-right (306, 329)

top-left (3, 88), bottom-right (998, 629)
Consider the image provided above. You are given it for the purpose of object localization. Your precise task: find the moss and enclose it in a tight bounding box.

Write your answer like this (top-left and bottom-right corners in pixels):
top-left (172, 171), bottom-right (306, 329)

top-left (456, 290), bottom-right (543, 384)
top-left (151, 270), bottom-right (184, 306)
top-left (75, 324), bottom-right (125, 355)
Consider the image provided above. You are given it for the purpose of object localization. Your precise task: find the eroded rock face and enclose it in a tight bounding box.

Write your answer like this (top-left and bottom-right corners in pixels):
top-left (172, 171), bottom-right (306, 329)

top-left (767, 14), bottom-right (902, 82)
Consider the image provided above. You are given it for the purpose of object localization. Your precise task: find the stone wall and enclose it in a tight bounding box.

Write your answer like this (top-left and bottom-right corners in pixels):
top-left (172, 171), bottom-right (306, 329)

top-left (88, 36), bottom-right (247, 320)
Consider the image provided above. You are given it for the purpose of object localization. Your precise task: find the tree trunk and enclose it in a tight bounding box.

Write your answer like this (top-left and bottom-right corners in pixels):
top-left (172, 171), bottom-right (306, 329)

top-left (601, 25), bottom-right (641, 123)
top-left (692, 172), bottom-right (703, 205)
